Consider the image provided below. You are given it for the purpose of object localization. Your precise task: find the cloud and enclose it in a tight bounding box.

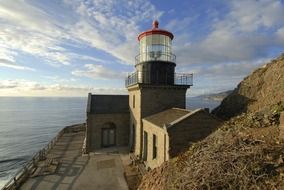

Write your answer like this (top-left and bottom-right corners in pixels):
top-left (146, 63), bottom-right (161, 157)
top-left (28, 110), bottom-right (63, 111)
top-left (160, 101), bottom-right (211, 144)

top-left (0, 1), bottom-right (73, 66)
top-left (183, 58), bottom-right (271, 97)
top-left (0, 0), bottom-right (162, 69)
top-left (43, 76), bottom-right (77, 83)
top-left (0, 79), bottom-right (127, 96)
top-left (72, 64), bottom-right (126, 80)
top-left (0, 80), bottom-right (18, 89)
top-left (190, 58), bottom-right (269, 77)
top-left (228, 0), bottom-right (284, 32)
top-left (0, 1), bottom-right (114, 67)
top-left (276, 27), bottom-right (284, 43)
top-left (173, 0), bottom-right (284, 66)
top-left (67, 0), bottom-right (162, 64)
top-left (0, 58), bottom-right (35, 71)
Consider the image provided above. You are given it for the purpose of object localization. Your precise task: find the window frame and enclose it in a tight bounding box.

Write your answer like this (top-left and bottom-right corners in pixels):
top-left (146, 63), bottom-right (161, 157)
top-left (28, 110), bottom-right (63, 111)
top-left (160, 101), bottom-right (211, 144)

top-left (153, 134), bottom-right (157, 159)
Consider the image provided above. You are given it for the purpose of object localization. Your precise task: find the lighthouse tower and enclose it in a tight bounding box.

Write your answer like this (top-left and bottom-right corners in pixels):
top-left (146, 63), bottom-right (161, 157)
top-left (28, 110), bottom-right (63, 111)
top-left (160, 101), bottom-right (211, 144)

top-left (125, 20), bottom-right (193, 158)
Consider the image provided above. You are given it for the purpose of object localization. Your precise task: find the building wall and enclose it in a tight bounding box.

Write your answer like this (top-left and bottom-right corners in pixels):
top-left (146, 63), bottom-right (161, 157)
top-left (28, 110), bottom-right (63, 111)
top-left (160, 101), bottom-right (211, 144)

top-left (87, 113), bottom-right (129, 150)
top-left (140, 85), bottom-right (188, 118)
top-left (168, 111), bottom-right (222, 157)
top-left (142, 120), bottom-right (168, 169)
top-left (128, 87), bottom-right (142, 156)
top-left (128, 84), bottom-right (188, 158)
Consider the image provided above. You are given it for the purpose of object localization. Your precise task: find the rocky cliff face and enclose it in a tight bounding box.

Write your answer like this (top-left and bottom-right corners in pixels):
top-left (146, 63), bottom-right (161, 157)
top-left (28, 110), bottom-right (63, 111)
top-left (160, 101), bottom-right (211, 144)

top-left (213, 54), bottom-right (284, 119)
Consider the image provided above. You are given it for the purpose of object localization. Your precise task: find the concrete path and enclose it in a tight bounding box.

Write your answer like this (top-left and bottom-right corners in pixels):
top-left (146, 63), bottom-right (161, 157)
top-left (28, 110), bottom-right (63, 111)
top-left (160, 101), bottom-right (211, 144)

top-left (20, 131), bottom-right (129, 190)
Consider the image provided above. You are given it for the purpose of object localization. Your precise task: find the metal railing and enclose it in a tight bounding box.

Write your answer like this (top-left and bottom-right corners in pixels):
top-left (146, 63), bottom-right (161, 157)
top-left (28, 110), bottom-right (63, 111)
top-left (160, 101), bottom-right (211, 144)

top-left (1, 124), bottom-right (86, 190)
top-left (174, 73), bottom-right (194, 85)
top-left (125, 71), bottom-right (193, 87)
top-left (135, 52), bottom-right (176, 65)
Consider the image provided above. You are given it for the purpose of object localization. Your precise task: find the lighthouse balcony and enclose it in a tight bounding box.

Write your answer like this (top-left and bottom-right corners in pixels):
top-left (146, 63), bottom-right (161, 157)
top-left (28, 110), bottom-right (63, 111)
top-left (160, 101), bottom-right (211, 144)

top-left (135, 52), bottom-right (176, 65)
top-left (125, 71), bottom-right (193, 87)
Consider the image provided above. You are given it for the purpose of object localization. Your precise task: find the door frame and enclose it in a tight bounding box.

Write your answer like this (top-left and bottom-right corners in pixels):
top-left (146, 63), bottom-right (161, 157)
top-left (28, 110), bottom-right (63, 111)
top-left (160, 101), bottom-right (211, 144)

top-left (101, 125), bottom-right (116, 148)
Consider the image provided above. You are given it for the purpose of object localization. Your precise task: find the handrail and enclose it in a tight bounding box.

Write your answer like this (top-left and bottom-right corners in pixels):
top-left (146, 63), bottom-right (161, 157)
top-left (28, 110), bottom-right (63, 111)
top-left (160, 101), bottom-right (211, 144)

top-left (125, 71), bottom-right (193, 87)
top-left (1, 124), bottom-right (85, 190)
top-left (135, 51), bottom-right (176, 65)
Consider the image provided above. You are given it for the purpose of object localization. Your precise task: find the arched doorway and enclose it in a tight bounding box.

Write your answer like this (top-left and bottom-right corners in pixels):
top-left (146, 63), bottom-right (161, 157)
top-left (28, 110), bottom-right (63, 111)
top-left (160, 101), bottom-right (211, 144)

top-left (101, 122), bottom-right (116, 147)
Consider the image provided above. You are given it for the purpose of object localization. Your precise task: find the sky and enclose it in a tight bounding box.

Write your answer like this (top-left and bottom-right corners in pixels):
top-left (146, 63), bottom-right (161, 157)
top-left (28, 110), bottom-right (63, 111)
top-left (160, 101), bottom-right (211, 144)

top-left (0, 0), bottom-right (284, 97)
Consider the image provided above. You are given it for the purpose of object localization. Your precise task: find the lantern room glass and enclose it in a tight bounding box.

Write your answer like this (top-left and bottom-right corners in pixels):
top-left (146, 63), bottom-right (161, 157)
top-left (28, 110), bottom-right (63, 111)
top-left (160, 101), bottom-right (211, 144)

top-left (138, 34), bottom-right (173, 63)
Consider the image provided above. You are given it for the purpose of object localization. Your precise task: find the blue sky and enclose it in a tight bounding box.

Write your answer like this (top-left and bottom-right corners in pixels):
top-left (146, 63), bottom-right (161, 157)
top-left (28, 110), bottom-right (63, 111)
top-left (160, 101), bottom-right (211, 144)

top-left (0, 0), bottom-right (284, 97)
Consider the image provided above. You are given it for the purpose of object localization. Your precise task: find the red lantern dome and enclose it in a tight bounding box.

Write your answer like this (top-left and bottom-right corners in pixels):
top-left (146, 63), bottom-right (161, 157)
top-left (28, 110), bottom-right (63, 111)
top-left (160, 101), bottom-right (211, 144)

top-left (137, 20), bottom-right (174, 41)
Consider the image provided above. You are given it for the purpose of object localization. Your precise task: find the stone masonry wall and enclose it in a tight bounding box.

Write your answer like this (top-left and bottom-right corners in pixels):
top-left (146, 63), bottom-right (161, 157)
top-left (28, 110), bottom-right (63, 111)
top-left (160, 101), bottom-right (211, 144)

top-left (141, 86), bottom-right (187, 118)
top-left (143, 120), bottom-right (168, 169)
top-left (87, 113), bottom-right (129, 150)
top-left (168, 111), bottom-right (222, 157)
top-left (129, 88), bottom-right (142, 156)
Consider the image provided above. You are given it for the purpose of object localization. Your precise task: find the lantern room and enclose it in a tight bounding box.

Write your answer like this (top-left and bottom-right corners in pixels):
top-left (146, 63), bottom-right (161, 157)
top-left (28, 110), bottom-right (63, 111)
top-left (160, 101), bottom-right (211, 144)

top-left (125, 20), bottom-right (193, 87)
top-left (136, 20), bottom-right (175, 64)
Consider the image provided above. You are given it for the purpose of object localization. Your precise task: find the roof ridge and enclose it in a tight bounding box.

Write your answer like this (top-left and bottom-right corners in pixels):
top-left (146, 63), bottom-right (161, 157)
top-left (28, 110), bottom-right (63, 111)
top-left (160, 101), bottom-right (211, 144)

top-left (166, 108), bottom-right (205, 129)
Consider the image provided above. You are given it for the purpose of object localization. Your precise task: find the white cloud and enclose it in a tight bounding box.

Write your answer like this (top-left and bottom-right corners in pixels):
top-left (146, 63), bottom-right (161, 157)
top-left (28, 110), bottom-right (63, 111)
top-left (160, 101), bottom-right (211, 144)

top-left (72, 64), bottom-right (126, 80)
top-left (173, 0), bottom-right (284, 66)
top-left (0, 0), bottom-right (73, 66)
top-left (229, 0), bottom-right (284, 32)
top-left (0, 79), bottom-right (127, 96)
top-left (276, 27), bottom-right (284, 43)
top-left (182, 58), bottom-right (271, 97)
top-left (0, 80), bottom-right (18, 89)
top-left (43, 76), bottom-right (77, 83)
top-left (191, 58), bottom-right (269, 77)
top-left (0, 0), bottom-right (162, 69)
top-left (0, 58), bottom-right (35, 71)
top-left (67, 0), bottom-right (162, 64)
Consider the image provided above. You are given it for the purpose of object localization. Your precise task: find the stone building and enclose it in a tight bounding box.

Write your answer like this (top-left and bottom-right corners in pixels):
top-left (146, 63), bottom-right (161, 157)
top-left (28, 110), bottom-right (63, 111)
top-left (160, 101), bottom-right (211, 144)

top-left (86, 94), bottom-right (129, 151)
top-left (142, 108), bottom-right (221, 168)
top-left (86, 20), bottom-right (222, 169)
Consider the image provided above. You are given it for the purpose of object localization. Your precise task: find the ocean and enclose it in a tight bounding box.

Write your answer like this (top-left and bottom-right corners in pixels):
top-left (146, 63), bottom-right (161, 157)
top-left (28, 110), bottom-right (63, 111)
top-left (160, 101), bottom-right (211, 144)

top-left (0, 96), bottom-right (220, 188)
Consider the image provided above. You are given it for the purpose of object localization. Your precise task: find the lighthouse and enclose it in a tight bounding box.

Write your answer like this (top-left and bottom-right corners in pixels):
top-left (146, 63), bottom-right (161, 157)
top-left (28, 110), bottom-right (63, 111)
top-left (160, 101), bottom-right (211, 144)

top-left (86, 20), bottom-right (220, 170)
top-left (126, 20), bottom-right (193, 158)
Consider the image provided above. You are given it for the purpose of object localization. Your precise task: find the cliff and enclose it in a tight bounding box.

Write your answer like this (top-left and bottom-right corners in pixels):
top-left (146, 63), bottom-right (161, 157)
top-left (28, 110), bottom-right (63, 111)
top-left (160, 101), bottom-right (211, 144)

top-left (197, 90), bottom-right (233, 101)
top-left (212, 54), bottom-right (284, 119)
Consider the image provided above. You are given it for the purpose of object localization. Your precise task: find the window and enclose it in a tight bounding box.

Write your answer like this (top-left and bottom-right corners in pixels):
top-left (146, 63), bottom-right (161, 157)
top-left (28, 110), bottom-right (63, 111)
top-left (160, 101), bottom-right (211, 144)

top-left (133, 95), bottom-right (135, 108)
top-left (153, 134), bottom-right (157, 159)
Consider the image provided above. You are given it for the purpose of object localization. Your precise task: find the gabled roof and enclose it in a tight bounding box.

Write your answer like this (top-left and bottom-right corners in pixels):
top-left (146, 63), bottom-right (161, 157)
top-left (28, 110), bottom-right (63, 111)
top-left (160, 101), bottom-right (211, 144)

top-left (87, 94), bottom-right (129, 114)
top-left (143, 108), bottom-right (190, 128)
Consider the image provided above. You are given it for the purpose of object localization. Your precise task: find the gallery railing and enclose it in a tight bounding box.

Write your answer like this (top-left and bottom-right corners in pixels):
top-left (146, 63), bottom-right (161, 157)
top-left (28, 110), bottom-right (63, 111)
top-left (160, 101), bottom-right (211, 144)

top-left (125, 71), bottom-right (193, 87)
top-left (135, 52), bottom-right (176, 65)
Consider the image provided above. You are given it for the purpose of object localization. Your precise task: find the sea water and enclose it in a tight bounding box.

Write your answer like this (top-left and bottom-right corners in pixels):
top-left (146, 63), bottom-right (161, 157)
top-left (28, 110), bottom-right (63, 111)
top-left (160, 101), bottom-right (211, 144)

top-left (0, 96), bottom-right (220, 188)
